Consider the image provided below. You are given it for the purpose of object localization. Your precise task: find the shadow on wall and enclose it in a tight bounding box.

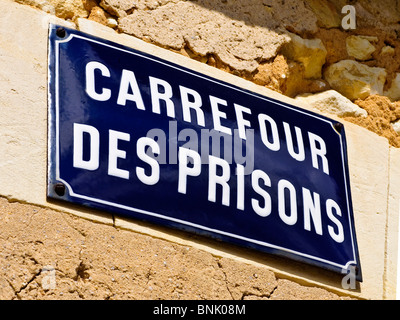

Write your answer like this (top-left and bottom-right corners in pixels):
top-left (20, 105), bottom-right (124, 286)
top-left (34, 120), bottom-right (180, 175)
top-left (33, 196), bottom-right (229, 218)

top-left (145, 0), bottom-right (400, 149)
top-left (27, 0), bottom-right (400, 144)
top-left (185, 0), bottom-right (400, 33)
top-left (116, 0), bottom-right (400, 93)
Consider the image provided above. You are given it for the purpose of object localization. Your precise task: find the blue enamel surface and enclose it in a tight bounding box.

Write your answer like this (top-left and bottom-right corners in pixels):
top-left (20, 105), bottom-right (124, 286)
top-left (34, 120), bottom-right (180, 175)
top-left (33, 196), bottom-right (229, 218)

top-left (47, 25), bottom-right (362, 281)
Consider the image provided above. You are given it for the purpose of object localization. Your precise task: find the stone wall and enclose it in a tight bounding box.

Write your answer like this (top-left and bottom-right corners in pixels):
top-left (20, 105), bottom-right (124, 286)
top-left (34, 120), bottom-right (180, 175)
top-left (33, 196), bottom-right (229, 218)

top-left (1, 0), bottom-right (400, 300)
top-left (17, 0), bottom-right (400, 146)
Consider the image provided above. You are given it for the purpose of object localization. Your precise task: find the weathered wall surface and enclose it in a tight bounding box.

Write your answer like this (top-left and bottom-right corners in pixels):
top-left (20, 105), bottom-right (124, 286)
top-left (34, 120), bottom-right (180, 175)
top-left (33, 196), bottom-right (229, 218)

top-left (53, 0), bottom-right (400, 147)
top-left (0, 197), bottom-right (355, 300)
top-left (1, 0), bottom-right (400, 300)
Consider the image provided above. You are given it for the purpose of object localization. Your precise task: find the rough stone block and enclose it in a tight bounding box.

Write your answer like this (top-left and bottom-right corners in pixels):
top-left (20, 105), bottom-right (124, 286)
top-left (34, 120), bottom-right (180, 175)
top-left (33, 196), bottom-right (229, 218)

top-left (295, 90), bottom-right (368, 117)
top-left (324, 60), bottom-right (387, 101)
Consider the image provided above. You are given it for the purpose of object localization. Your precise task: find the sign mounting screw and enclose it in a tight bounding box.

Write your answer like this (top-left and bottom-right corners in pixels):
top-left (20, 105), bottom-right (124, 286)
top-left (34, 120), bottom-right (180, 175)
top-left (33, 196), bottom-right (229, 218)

top-left (334, 122), bottom-right (343, 134)
top-left (54, 183), bottom-right (66, 197)
top-left (56, 27), bottom-right (66, 39)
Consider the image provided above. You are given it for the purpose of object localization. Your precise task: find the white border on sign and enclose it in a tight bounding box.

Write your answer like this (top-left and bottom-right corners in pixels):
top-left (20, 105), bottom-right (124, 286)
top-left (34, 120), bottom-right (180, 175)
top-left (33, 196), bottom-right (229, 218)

top-left (50, 29), bottom-right (359, 272)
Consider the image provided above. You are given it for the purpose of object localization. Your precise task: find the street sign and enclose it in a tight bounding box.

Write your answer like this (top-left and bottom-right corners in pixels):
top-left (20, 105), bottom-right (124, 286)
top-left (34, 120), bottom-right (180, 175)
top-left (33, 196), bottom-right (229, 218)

top-left (48, 25), bottom-right (362, 280)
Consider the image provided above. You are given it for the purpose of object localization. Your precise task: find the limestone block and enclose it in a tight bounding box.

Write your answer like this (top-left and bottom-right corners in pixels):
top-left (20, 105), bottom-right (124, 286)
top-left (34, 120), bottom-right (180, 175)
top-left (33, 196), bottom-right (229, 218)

top-left (99, 0), bottom-right (138, 18)
top-left (106, 17), bottom-right (118, 28)
top-left (281, 32), bottom-right (327, 79)
top-left (294, 90), bottom-right (368, 117)
top-left (304, 0), bottom-right (341, 28)
top-left (385, 73), bottom-right (400, 102)
top-left (344, 123), bottom-right (390, 300)
top-left (267, 0), bottom-right (319, 34)
top-left (0, 0), bottom-right (112, 225)
top-left (392, 119), bottom-right (400, 134)
top-left (381, 46), bottom-right (395, 55)
top-left (346, 35), bottom-right (377, 61)
top-left (0, 1), bottom-right (68, 203)
top-left (76, 18), bottom-right (300, 109)
top-left (324, 60), bottom-right (387, 101)
top-left (88, 6), bottom-right (108, 26)
top-left (385, 147), bottom-right (400, 299)
top-left (118, 1), bottom-right (290, 73)
top-left (15, 0), bottom-right (88, 20)
top-left (358, 0), bottom-right (400, 25)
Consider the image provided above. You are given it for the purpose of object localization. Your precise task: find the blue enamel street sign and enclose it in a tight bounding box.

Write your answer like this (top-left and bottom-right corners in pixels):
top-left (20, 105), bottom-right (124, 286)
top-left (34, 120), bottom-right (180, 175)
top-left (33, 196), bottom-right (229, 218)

top-left (48, 25), bottom-right (362, 280)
